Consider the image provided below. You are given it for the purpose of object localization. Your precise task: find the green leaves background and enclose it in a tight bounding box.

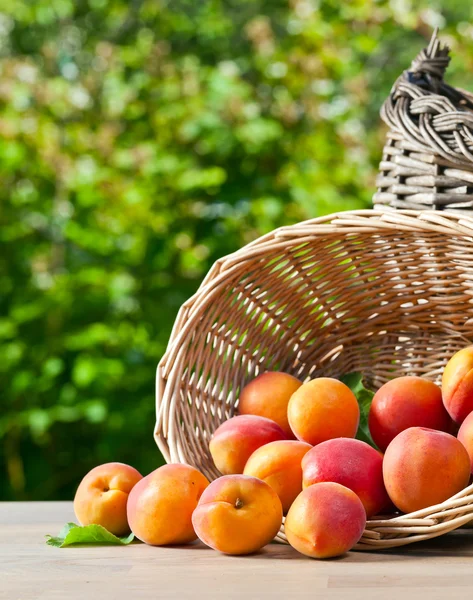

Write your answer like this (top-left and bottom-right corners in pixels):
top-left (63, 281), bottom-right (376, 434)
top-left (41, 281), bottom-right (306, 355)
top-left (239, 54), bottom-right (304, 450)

top-left (340, 372), bottom-right (375, 447)
top-left (1, 1), bottom-right (473, 499)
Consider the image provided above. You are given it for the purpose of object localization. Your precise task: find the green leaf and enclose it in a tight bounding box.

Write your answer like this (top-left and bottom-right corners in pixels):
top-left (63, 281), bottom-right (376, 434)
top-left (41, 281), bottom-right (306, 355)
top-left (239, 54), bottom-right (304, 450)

top-left (46, 522), bottom-right (135, 547)
top-left (339, 372), bottom-right (375, 448)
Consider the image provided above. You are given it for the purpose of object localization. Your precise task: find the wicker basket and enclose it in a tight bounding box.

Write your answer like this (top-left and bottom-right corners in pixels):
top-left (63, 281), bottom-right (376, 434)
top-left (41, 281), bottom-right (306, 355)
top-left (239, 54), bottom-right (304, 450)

top-left (373, 30), bottom-right (473, 214)
top-left (156, 209), bottom-right (473, 550)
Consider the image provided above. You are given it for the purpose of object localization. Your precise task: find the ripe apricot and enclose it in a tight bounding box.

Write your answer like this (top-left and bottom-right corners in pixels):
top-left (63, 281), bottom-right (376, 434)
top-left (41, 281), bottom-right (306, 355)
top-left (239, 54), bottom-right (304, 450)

top-left (74, 462), bottom-right (142, 536)
top-left (192, 474), bottom-right (283, 555)
top-left (209, 415), bottom-right (286, 475)
top-left (457, 411), bottom-right (473, 474)
top-left (243, 440), bottom-right (312, 513)
top-left (238, 371), bottom-right (302, 438)
top-left (285, 482), bottom-right (366, 559)
top-left (127, 464), bottom-right (209, 545)
top-left (369, 376), bottom-right (451, 451)
top-left (287, 378), bottom-right (359, 446)
top-left (383, 427), bottom-right (470, 513)
top-left (442, 347), bottom-right (473, 424)
top-left (302, 438), bottom-right (389, 517)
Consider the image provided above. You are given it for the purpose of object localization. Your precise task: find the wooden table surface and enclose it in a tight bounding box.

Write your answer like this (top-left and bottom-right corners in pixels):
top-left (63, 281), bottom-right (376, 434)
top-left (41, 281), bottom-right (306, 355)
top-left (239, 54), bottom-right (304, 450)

top-left (3, 502), bottom-right (473, 599)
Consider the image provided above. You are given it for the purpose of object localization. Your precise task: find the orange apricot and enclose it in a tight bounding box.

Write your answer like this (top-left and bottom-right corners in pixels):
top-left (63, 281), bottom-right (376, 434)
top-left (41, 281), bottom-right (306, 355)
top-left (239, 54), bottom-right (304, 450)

top-left (192, 474), bottom-right (283, 555)
top-left (442, 347), bottom-right (473, 424)
top-left (238, 371), bottom-right (302, 438)
top-left (73, 462), bottom-right (142, 536)
top-left (457, 411), bottom-right (473, 474)
top-left (127, 464), bottom-right (209, 545)
top-left (209, 415), bottom-right (286, 475)
top-left (243, 440), bottom-right (312, 513)
top-left (287, 378), bottom-right (359, 446)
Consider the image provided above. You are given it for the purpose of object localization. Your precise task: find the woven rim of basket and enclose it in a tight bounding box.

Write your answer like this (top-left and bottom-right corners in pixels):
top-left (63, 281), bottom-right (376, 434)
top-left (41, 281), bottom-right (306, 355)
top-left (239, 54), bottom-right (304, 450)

top-left (156, 209), bottom-right (473, 550)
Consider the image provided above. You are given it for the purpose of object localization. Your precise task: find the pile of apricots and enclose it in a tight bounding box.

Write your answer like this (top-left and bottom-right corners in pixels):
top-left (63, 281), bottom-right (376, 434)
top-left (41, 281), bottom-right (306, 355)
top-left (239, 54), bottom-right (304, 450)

top-left (73, 346), bottom-right (473, 559)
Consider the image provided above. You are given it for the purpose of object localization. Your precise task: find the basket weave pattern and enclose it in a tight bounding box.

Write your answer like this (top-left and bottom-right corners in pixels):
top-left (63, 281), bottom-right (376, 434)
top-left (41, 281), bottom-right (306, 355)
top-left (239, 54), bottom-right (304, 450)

top-left (156, 210), bottom-right (473, 550)
top-left (374, 31), bottom-right (473, 214)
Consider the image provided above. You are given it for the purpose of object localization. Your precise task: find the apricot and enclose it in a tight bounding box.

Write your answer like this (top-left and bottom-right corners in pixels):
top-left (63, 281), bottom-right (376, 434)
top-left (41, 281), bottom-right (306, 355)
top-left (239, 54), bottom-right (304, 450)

top-left (302, 438), bottom-right (389, 518)
top-left (243, 440), bottom-right (312, 513)
top-left (127, 463), bottom-right (209, 545)
top-left (73, 462), bottom-right (142, 536)
top-left (209, 415), bottom-right (286, 475)
top-left (287, 378), bottom-right (359, 446)
top-left (442, 347), bottom-right (473, 424)
top-left (285, 482), bottom-right (366, 559)
top-left (457, 411), bottom-right (473, 474)
top-left (383, 427), bottom-right (470, 513)
top-left (368, 376), bottom-right (452, 451)
top-left (238, 371), bottom-right (302, 438)
top-left (192, 474), bottom-right (283, 555)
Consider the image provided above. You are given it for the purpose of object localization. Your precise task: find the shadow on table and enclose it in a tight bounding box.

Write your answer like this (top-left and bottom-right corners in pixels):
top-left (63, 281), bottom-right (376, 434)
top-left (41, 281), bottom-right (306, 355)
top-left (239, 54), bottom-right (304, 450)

top-left (371, 529), bottom-right (473, 559)
top-left (159, 529), bottom-right (473, 560)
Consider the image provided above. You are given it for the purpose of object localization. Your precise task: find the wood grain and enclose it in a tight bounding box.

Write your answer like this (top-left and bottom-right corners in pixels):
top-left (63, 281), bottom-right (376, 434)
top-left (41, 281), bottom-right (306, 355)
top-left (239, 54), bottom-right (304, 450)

top-left (2, 502), bottom-right (473, 599)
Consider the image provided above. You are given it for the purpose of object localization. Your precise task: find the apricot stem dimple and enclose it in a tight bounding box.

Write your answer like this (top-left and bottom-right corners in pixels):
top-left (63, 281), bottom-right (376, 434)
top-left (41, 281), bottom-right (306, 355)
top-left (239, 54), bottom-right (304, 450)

top-left (235, 497), bottom-right (243, 509)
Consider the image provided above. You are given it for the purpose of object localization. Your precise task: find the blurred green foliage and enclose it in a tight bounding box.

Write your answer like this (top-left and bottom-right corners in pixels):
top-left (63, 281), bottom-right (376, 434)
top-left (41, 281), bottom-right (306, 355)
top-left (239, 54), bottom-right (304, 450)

top-left (1, 0), bottom-right (473, 500)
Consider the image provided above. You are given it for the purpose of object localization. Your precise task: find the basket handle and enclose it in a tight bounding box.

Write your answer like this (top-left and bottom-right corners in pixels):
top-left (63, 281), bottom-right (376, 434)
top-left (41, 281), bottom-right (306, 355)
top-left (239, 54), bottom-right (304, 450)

top-left (380, 28), bottom-right (473, 165)
top-left (401, 29), bottom-right (473, 108)
top-left (409, 28), bottom-right (450, 83)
